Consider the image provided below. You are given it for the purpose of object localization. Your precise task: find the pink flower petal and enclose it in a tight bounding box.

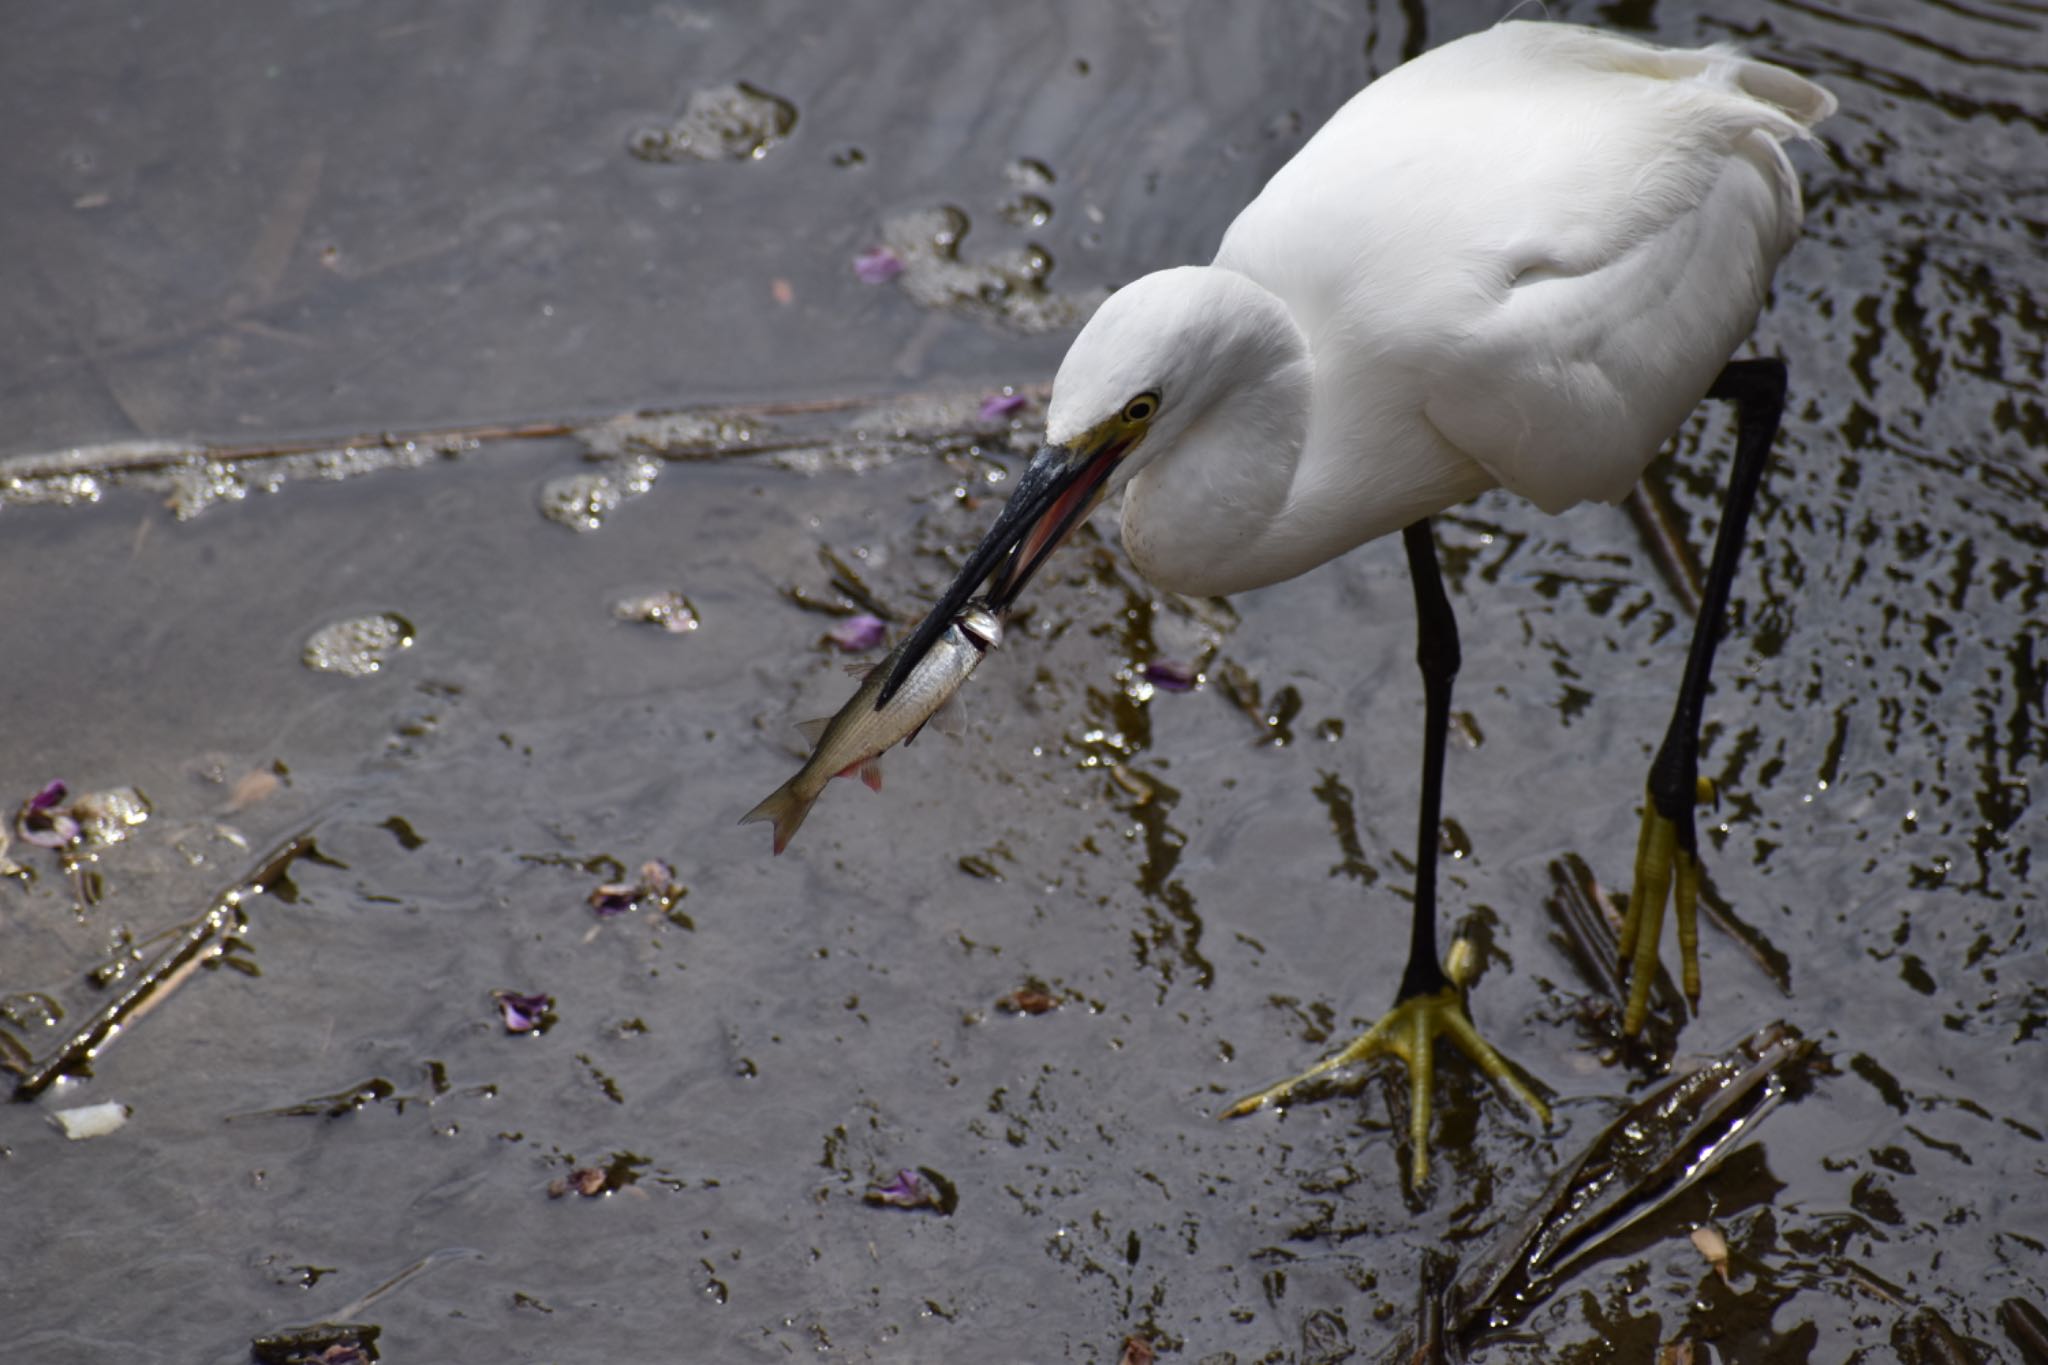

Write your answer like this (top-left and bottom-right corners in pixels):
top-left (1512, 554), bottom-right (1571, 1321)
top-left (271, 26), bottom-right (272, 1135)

top-left (852, 245), bottom-right (904, 284)
top-left (977, 392), bottom-right (1027, 421)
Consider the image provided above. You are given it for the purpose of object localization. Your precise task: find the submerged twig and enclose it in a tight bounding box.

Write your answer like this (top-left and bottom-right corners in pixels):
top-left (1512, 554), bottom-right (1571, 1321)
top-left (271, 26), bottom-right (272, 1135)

top-left (1624, 476), bottom-right (1704, 618)
top-left (7, 828), bottom-right (326, 1100)
top-left (1, 383), bottom-right (1051, 485)
top-left (1543, 854), bottom-right (1681, 1064)
top-left (1444, 1021), bottom-right (1812, 1347)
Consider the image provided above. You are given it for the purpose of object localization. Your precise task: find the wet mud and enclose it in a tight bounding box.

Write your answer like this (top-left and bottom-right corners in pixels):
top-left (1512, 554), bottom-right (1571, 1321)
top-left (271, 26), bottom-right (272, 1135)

top-left (2, 1), bottom-right (2043, 1361)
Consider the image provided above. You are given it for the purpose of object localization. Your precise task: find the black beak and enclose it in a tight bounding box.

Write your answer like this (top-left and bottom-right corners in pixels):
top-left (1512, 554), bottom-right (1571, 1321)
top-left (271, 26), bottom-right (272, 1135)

top-left (876, 439), bottom-right (1111, 707)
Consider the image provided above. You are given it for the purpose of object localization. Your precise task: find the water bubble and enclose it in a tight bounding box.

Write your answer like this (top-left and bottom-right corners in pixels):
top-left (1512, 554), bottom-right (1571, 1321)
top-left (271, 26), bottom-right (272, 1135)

top-left (627, 82), bottom-right (798, 163)
top-left (612, 590), bottom-right (701, 634)
top-left (875, 207), bottom-right (1105, 336)
top-left (1004, 157), bottom-right (1055, 188)
top-left (538, 455), bottom-right (661, 532)
top-left (999, 193), bottom-right (1053, 228)
top-left (303, 613), bottom-right (416, 677)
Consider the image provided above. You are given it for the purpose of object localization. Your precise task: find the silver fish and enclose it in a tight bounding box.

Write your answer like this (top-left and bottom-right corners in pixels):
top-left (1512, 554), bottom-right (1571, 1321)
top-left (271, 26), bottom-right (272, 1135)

top-left (741, 602), bottom-right (1002, 855)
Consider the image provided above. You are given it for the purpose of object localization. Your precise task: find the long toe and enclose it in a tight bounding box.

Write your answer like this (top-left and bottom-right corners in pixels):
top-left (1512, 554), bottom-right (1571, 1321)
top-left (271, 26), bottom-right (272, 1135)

top-left (1223, 981), bottom-right (1547, 1187)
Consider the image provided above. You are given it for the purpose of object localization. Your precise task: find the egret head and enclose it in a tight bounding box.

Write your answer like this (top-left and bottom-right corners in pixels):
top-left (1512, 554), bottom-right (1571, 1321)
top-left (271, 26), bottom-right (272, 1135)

top-left (877, 265), bottom-right (1298, 705)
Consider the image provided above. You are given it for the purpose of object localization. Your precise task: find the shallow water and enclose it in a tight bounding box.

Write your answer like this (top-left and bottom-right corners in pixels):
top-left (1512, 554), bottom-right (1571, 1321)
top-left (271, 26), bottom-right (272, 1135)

top-left (2, 1), bottom-right (2044, 1361)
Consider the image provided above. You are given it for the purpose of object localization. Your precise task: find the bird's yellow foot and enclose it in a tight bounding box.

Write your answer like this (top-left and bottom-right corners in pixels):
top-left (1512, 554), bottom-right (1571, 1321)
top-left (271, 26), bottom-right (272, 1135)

top-left (1220, 942), bottom-right (1551, 1184)
top-left (1619, 776), bottom-right (1717, 1034)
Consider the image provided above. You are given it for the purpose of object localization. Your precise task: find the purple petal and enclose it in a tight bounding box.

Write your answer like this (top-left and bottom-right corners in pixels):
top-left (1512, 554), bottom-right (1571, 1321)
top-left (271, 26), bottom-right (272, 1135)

top-left (20, 812), bottom-right (80, 848)
top-left (827, 614), bottom-right (887, 652)
top-left (863, 1165), bottom-right (957, 1214)
top-left (28, 781), bottom-right (67, 812)
top-left (494, 990), bottom-right (553, 1033)
top-left (588, 883), bottom-right (637, 916)
top-left (867, 1169), bottom-right (932, 1207)
top-left (977, 392), bottom-right (1027, 421)
top-left (852, 245), bottom-right (904, 284)
top-left (1142, 660), bottom-right (1198, 693)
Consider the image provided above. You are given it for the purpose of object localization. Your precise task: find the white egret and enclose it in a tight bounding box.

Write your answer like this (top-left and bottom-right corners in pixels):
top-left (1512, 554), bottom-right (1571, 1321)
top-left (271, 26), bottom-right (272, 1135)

top-left (882, 20), bottom-right (1835, 1181)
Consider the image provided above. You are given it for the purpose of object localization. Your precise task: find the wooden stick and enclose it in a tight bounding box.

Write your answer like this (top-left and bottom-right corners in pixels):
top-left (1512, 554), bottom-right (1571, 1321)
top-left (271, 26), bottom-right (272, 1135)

top-left (7, 829), bottom-right (323, 1101)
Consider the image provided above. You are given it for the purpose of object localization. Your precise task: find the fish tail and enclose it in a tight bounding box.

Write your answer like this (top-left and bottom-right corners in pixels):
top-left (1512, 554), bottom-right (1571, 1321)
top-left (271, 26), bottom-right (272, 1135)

top-left (739, 778), bottom-right (818, 856)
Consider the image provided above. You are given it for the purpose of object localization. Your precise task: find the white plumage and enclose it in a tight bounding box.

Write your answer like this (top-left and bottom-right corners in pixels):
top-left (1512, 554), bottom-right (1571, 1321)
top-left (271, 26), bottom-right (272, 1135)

top-left (880, 21), bottom-right (1837, 1178)
top-left (1042, 22), bottom-right (1835, 597)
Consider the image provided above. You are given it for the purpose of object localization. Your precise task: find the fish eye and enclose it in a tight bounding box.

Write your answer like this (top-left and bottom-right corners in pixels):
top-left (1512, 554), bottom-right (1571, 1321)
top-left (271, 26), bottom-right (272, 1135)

top-left (1122, 393), bottom-right (1159, 423)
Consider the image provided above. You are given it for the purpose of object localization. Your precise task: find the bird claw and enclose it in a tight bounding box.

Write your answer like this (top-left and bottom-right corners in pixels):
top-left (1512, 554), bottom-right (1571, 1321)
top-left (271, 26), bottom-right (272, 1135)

top-left (1221, 950), bottom-right (1550, 1185)
top-left (1620, 778), bottom-right (1712, 1033)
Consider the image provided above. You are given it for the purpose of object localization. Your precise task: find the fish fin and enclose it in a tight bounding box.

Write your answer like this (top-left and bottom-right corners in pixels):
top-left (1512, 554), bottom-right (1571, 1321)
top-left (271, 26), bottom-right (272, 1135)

top-left (859, 757), bottom-right (883, 792)
top-left (739, 778), bottom-right (819, 856)
top-left (794, 717), bottom-right (831, 747)
top-left (928, 690), bottom-right (967, 738)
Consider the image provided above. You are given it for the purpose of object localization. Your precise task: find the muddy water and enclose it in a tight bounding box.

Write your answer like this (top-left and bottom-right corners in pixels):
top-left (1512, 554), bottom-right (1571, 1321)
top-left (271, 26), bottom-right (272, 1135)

top-left (2, 1), bottom-right (2043, 1361)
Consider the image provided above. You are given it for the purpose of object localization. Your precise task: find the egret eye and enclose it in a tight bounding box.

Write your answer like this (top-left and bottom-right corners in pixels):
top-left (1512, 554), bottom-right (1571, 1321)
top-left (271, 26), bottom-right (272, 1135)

top-left (1122, 393), bottom-right (1159, 423)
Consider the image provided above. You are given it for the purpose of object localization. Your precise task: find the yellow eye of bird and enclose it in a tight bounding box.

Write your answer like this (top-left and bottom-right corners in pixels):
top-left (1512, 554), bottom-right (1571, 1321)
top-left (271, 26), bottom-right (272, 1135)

top-left (1123, 394), bottom-right (1158, 423)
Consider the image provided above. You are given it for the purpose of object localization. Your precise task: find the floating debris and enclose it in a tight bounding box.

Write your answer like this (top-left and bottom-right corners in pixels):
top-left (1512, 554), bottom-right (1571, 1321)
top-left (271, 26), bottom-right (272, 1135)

top-left (1445, 1023), bottom-right (1812, 1347)
top-left (1117, 1335), bottom-right (1155, 1365)
top-left (16, 781), bottom-right (79, 848)
top-left (68, 787), bottom-right (151, 847)
top-left (995, 984), bottom-right (1058, 1015)
top-left (587, 859), bottom-right (682, 918)
top-left (612, 590), bottom-right (701, 634)
top-left (1140, 660), bottom-right (1198, 693)
top-left (1004, 156), bottom-right (1055, 188)
top-left (2001, 1298), bottom-right (2048, 1363)
top-left (863, 1166), bottom-right (958, 1215)
top-left (302, 614), bottom-right (416, 677)
top-left (538, 454), bottom-right (661, 532)
top-left (492, 990), bottom-right (555, 1035)
top-left (249, 1321), bottom-right (381, 1365)
top-left (248, 1077), bottom-right (399, 1120)
top-left (1, 391), bottom-right (1031, 520)
top-left (826, 614), bottom-right (886, 652)
top-left (627, 81), bottom-right (797, 162)
top-left (1690, 1224), bottom-right (1733, 1286)
top-left (50, 1100), bottom-right (129, 1140)
top-left (999, 193), bottom-right (1053, 228)
top-left (228, 767), bottom-right (285, 811)
top-left (852, 245), bottom-right (904, 284)
top-left (874, 205), bottom-right (1106, 335)
top-left (548, 1166), bottom-right (609, 1199)
top-left (579, 411), bottom-right (758, 461)
top-left (8, 831), bottom-right (325, 1100)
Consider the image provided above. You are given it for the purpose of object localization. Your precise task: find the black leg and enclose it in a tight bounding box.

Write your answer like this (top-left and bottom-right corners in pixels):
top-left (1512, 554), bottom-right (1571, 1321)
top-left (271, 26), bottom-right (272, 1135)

top-left (1622, 357), bottom-right (1788, 1030)
top-left (1398, 519), bottom-right (1457, 1004)
top-left (1219, 519), bottom-right (1550, 1179)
